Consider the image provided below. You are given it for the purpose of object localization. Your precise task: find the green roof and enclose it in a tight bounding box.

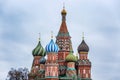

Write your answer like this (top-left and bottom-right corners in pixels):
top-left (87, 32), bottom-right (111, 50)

top-left (66, 52), bottom-right (77, 62)
top-left (32, 41), bottom-right (46, 56)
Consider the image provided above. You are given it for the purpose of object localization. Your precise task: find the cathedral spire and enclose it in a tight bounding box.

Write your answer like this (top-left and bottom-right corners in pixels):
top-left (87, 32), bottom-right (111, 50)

top-left (38, 33), bottom-right (41, 41)
top-left (56, 7), bottom-right (71, 52)
top-left (51, 31), bottom-right (53, 39)
top-left (61, 4), bottom-right (67, 21)
top-left (78, 33), bottom-right (89, 53)
top-left (57, 7), bottom-right (69, 37)
top-left (82, 32), bottom-right (84, 40)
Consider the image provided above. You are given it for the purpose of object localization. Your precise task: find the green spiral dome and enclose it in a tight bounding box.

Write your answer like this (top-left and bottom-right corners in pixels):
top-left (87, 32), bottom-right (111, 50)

top-left (32, 41), bottom-right (46, 56)
top-left (66, 51), bottom-right (77, 62)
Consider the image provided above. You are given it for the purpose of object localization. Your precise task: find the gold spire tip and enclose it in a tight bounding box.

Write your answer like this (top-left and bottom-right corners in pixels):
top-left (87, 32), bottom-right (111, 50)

top-left (63, 2), bottom-right (65, 9)
top-left (51, 31), bottom-right (53, 39)
top-left (82, 32), bottom-right (84, 40)
top-left (38, 33), bottom-right (41, 41)
top-left (61, 2), bottom-right (67, 14)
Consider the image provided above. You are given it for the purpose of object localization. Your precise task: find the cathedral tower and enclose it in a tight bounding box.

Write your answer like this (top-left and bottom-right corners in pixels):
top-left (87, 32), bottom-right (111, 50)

top-left (65, 45), bottom-right (77, 80)
top-left (77, 34), bottom-right (92, 80)
top-left (45, 35), bottom-right (59, 80)
top-left (56, 7), bottom-right (72, 76)
top-left (29, 37), bottom-right (46, 80)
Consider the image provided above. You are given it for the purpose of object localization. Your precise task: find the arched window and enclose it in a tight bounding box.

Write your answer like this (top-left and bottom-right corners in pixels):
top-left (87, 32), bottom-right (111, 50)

top-left (86, 74), bottom-right (88, 78)
top-left (83, 69), bottom-right (86, 74)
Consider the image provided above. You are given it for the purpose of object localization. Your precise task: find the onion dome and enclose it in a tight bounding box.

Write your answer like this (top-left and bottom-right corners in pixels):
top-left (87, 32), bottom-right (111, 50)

top-left (78, 40), bottom-right (89, 53)
top-left (45, 39), bottom-right (59, 53)
top-left (61, 8), bottom-right (67, 15)
top-left (66, 52), bottom-right (77, 62)
top-left (39, 57), bottom-right (46, 64)
top-left (66, 45), bottom-right (77, 62)
top-left (32, 40), bottom-right (46, 56)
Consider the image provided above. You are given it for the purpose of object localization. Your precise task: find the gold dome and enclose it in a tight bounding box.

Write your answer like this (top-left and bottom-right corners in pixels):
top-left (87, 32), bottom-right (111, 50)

top-left (61, 8), bottom-right (67, 15)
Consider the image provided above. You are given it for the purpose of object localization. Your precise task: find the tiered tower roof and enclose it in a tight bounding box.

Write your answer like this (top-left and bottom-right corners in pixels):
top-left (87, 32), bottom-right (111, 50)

top-left (57, 7), bottom-right (70, 37)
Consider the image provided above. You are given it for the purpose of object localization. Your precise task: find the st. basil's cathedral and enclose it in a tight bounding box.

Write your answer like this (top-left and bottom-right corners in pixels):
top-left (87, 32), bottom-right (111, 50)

top-left (28, 7), bottom-right (92, 80)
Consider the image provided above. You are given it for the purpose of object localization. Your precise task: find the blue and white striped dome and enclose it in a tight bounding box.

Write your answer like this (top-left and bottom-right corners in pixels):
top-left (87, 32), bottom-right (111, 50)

top-left (45, 39), bottom-right (59, 53)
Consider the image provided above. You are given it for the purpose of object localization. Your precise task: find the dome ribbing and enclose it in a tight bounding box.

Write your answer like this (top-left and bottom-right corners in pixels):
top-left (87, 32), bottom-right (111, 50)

top-left (78, 40), bottom-right (89, 53)
top-left (32, 41), bottom-right (46, 56)
top-left (66, 51), bottom-right (77, 62)
top-left (45, 39), bottom-right (59, 53)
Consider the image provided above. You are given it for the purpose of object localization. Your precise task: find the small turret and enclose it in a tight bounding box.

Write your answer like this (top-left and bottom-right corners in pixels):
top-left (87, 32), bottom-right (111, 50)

top-left (78, 40), bottom-right (89, 53)
top-left (77, 33), bottom-right (89, 53)
top-left (77, 33), bottom-right (92, 80)
top-left (66, 44), bottom-right (77, 79)
top-left (66, 51), bottom-right (77, 62)
top-left (32, 41), bottom-right (46, 56)
top-left (32, 34), bottom-right (46, 56)
top-left (46, 32), bottom-right (59, 53)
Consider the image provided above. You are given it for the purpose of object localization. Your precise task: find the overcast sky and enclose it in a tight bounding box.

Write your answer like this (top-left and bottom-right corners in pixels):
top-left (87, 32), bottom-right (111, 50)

top-left (0, 0), bottom-right (120, 80)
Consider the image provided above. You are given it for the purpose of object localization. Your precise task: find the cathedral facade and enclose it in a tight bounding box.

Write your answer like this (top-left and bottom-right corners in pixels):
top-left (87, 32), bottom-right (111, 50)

top-left (28, 7), bottom-right (92, 80)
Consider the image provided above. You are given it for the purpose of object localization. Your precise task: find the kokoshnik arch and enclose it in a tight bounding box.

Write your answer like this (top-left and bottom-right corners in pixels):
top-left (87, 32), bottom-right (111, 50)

top-left (28, 7), bottom-right (92, 80)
